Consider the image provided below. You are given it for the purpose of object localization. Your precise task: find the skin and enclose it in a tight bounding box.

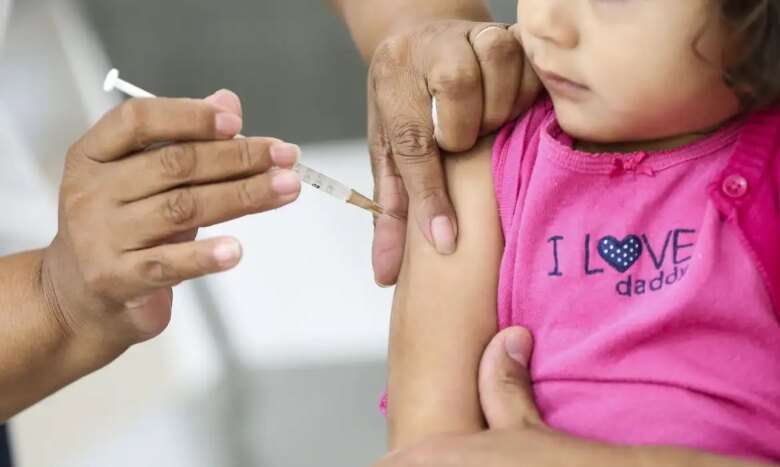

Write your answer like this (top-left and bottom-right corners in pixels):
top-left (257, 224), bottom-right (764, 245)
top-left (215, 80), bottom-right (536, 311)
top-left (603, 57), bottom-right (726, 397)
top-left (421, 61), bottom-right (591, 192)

top-left (385, 137), bottom-right (501, 450)
top-left (341, 0), bottom-right (744, 286)
top-left (0, 0), bottom-right (508, 426)
top-left (377, 327), bottom-right (777, 467)
top-left (0, 90), bottom-right (303, 420)
top-left (383, 1), bottom-right (775, 464)
top-left (516, 0), bottom-right (741, 151)
top-left (331, 0), bottom-right (542, 285)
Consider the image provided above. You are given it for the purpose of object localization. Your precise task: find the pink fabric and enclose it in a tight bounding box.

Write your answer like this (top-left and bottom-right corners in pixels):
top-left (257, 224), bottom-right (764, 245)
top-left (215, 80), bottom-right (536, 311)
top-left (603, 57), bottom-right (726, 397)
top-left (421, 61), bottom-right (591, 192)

top-left (493, 98), bottom-right (780, 461)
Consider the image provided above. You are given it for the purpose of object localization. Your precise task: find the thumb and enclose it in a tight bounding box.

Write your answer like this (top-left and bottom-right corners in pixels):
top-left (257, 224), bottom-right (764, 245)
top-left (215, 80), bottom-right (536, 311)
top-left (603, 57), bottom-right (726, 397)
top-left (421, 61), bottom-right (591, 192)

top-left (204, 89), bottom-right (243, 117)
top-left (478, 326), bottom-right (543, 430)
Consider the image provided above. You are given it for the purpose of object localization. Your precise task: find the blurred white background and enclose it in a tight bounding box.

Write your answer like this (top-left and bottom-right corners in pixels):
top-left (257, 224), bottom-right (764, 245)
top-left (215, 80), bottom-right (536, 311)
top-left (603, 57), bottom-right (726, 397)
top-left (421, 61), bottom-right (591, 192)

top-left (0, 1), bottom-right (515, 466)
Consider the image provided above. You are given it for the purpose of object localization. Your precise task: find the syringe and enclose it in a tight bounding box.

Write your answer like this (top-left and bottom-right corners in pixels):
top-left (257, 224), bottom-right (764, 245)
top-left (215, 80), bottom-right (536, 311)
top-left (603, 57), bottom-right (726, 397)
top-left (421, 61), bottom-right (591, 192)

top-left (102, 69), bottom-right (385, 217)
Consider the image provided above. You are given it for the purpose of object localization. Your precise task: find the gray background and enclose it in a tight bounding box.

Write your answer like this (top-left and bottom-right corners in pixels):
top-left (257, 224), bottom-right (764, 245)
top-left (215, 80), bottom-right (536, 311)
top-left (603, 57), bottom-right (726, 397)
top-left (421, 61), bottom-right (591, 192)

top-left (79, 0), bottom-right (517, 144)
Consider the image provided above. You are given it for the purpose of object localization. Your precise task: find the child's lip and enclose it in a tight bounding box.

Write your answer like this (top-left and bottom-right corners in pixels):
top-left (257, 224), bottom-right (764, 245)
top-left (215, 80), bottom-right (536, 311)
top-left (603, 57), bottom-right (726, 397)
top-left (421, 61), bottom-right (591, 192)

top-left (536, 67), bottom-right (590, 94)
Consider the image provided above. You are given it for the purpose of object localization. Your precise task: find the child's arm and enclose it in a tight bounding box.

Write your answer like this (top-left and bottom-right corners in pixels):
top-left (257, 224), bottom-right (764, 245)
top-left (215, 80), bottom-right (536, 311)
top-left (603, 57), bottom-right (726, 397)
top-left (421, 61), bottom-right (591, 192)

top-left (386, 136), bottom-right (503, 449)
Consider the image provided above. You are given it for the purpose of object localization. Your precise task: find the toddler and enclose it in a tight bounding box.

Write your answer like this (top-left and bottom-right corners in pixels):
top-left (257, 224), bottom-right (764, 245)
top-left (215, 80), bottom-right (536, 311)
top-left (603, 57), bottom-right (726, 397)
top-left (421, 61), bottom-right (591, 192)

top-left (386, 0), bottom-right (780, 462)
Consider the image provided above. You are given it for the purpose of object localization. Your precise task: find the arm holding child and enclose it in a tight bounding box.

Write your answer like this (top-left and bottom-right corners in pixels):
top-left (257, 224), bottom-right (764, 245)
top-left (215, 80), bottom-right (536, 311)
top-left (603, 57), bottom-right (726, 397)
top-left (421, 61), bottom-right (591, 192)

top-left (379, 327), bottom-right (779, 467)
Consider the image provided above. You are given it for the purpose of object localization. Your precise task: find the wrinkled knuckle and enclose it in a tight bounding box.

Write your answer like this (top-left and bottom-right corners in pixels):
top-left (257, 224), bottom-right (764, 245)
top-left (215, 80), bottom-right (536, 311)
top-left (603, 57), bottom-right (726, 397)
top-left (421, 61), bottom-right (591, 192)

top-left (375, 35), bottom-right (412, 67)
top-left (371, 35), bottom-right (412, 81)
top-left (429, 65), bottom-right (481, 99)
top-left (389, 121), bottom-right (436, 161)
top-left (237, 179), bottom-right (267, 210)
top-left (368, 132), bottom-right (392, 160)
top-left (62, 190), bottom-right (90, 217)
top-left (139, 255), bottom-right (178, 286)
top-left (160, 144), bottom-right (197, 180)
top-left (236, 138), bottom-right (256, 171)
top-left (163, 189), bottom-right (199, 225)
top-left (474, 29), bottom-right (519, 62)
top-left (120, 98), bottom-right (153, 148)
top-left (82, 266), bottom-right (114, 296)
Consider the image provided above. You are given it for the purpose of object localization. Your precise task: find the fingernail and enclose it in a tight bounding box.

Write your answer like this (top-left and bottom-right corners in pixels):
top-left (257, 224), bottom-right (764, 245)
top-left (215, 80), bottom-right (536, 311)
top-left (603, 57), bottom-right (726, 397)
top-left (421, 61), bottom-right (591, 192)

top-left (215, 113), bottom-right (242, 137)
top-left (430, 215), bottom-right (456, 255)
top-left (205, 89), bottom-right (242, 114)
top-left (271, 170), bottom-right (301, 196)
top-left (213, 239), bottom-right (242, 268)
top-left (504, 328), bottom-right (533, 367)
top-left (375, 279), bottom-right (392, 289)
top-left (270, 143), bottom-right (301, 167)
top-left (475, 25), bottom-right (506, 41)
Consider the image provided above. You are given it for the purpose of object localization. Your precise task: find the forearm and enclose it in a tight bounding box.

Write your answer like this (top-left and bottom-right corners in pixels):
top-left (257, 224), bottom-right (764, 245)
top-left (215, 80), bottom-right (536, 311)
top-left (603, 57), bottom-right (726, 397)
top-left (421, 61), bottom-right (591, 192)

top-left (634, 446), bottom-right (776, 467)
top-left (386, 138), bottom-right (501, 449)
top-left (524, 426), bottom-right (776, 467)
top-left (572, 433), bottom-right (776, 467)
top-left (330, 0), bottom-right (492, 61)
top-left (0, 249), bottom-right (121, 420)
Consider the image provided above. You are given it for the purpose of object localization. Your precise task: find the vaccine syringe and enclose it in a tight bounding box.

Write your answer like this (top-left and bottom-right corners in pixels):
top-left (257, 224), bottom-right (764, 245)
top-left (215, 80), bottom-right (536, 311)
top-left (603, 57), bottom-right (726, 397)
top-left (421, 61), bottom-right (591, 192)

top-left (102, 69), bottom-right (386, 217)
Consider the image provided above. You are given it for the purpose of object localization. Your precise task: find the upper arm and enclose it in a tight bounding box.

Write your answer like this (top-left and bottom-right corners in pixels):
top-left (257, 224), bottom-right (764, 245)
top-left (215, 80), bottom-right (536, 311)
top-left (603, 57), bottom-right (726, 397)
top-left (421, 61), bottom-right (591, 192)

top-left (386, 136), bottom-right (503, 449)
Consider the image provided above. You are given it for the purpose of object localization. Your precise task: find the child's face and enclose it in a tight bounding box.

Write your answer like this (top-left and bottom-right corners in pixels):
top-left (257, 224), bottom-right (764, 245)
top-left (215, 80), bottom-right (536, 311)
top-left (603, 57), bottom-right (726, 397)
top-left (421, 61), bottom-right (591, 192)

top-left (516, 0), bottom-right (741, 145)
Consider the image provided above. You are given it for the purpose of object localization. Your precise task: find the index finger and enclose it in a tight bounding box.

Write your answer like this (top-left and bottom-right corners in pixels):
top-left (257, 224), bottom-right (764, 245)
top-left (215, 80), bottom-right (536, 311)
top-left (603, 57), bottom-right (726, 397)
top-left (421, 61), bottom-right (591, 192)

top-left (371, 44), bottom-right (458, 255)
top-left (71, 96), bottom-right (243, 163)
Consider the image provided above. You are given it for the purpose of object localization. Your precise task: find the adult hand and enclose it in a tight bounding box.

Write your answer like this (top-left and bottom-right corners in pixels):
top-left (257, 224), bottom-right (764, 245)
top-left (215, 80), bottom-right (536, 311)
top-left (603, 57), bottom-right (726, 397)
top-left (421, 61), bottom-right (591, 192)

top-left (374, 328), bottom-right (771, 467)
top-left (374, 327), bottom-right (587, 467)
top-left (41, 90), bottom-right (301, 356)
top-left (368, 20), bottom-right (541, 286)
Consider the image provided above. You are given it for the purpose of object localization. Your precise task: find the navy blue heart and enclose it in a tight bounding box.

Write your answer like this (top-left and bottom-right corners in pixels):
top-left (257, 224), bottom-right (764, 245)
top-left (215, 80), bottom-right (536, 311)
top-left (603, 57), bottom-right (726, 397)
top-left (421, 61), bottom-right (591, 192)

top-left (597, 235), bottom-right (642, 273)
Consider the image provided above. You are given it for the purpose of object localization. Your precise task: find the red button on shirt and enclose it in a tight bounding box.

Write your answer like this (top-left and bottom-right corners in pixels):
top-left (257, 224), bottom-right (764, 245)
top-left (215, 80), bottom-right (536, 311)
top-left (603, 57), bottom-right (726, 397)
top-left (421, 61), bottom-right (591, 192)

top-left (722, 174), bottom-right (749, 198)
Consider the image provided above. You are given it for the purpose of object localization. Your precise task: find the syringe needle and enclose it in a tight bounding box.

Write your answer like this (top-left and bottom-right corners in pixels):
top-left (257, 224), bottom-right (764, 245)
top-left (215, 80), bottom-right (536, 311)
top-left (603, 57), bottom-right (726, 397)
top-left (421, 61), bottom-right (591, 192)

top-left (347, 190), bottom-right (384, 217)
top-left (103, 68), bottom-right (392, 218)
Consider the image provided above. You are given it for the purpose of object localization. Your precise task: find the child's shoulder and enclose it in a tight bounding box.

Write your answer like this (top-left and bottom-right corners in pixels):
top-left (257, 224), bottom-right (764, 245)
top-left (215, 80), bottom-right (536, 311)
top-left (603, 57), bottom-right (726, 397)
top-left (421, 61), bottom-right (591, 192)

top-left (732, 102), bottom-right (780, 177)
top-left (496, 95), bottom-right (555, 150)
top-left (493, 95), bottom-right (554, 170)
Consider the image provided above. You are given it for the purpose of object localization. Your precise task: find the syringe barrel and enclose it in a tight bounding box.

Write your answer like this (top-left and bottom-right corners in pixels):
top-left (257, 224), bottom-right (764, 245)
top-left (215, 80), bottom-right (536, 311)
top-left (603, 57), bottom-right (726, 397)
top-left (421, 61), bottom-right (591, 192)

top-left (292, 163), bottom-right (351, 201)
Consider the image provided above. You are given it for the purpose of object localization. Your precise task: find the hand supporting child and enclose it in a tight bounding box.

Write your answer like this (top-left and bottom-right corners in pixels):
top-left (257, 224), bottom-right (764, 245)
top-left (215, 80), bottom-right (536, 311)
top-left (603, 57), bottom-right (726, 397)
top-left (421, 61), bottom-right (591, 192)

top-left (365, 20), bottom-right (541, 286)
top-left (376, 328), bottom-right (774, 467)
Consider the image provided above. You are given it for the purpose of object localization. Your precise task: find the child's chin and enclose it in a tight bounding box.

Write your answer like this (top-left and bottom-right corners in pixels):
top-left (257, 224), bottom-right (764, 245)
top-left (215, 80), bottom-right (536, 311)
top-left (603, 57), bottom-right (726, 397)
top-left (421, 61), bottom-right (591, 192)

top-left (557, 116), bottom-right (624, 146)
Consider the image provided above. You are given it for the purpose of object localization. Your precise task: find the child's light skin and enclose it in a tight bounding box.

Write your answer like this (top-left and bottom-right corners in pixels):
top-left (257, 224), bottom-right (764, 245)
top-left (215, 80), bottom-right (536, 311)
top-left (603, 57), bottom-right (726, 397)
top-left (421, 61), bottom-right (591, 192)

top-left (516, 0), bottom-right (741, 152)
top-left (383, 1), bottom-right (780, 466)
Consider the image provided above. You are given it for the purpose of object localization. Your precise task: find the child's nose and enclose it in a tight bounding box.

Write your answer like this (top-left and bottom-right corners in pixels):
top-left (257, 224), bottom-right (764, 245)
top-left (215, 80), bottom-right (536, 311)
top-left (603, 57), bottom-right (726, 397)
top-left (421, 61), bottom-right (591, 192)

top-left (521, 0), bottom-right (579, 49)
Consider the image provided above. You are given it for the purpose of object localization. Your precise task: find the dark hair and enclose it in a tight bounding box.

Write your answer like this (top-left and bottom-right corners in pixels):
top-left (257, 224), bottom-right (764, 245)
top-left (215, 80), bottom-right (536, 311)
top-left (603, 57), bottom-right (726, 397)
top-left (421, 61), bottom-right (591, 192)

top-left (718, 0), bottom-right (780, 109)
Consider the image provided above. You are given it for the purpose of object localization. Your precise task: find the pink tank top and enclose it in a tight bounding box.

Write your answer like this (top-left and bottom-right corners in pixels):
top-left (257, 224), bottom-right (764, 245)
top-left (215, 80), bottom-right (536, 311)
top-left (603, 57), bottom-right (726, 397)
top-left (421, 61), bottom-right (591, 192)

top-left (493, 98), bottom-right (780, 461)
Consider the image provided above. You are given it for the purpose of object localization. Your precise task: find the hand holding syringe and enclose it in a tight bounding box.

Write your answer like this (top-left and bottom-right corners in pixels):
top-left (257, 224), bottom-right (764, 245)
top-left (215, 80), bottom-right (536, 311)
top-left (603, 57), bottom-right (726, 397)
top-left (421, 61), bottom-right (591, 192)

top-left (103, 69), bottom-right (386, 217)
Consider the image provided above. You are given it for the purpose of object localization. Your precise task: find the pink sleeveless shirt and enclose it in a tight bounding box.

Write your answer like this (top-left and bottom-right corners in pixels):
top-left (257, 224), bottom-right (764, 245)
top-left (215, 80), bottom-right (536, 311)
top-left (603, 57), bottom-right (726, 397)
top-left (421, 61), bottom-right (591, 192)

top-left (493, 98), bottom-right (780, 461)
